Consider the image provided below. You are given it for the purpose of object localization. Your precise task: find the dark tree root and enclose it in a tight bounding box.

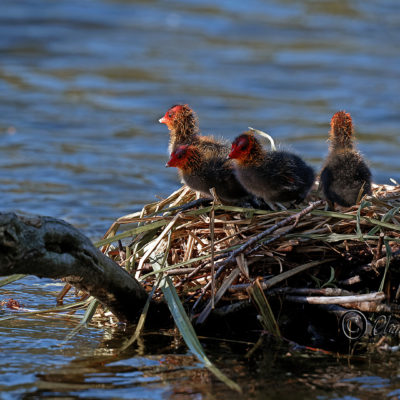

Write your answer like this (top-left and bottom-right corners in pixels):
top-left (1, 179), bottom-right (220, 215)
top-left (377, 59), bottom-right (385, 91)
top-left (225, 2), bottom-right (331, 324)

top-left (0, 212), bottom-right (158, 323)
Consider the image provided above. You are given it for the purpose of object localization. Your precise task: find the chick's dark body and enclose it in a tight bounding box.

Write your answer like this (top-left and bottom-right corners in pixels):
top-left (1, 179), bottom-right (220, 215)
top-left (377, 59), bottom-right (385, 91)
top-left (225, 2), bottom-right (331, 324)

top-left (320, 151), bottom-right (372, 207)
top-left (235, 151), bottom-right (315, 203)
top-left (320, 111), bottom-right (372, 207)
top-left (180, 157), bottom-right (250, 204)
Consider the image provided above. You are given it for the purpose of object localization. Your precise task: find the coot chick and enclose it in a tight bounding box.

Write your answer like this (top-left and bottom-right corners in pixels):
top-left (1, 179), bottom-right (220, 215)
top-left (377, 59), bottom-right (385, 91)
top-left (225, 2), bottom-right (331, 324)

top-left (320, 111), bottom-right (372, 207)
top-left (229, 131), bottom-right (315, 204)
top-left (166, 144), bottom-right (253, 205)
top-left (159, 104), bottom-right (229, 156)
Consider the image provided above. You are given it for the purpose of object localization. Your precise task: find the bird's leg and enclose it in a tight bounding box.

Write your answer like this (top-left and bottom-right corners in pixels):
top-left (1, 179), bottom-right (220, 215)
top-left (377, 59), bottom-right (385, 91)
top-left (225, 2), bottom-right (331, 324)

top-left (325, 200), bottom-right (335, 211)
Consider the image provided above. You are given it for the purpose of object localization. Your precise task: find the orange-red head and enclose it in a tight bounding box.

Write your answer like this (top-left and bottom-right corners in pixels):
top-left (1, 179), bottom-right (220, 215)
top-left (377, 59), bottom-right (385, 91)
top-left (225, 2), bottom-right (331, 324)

top-left (166, 144), bottom-right (197, 170)
top-left (229, 132), bottom-right (257, 163)
top-left (331, 111), bottom-right (352, 133)
top-left (329, 110), bottom-right (354, 150)
top-left (159, 105), bottom-right (185, 128)
top-left (159, 104), bottom-right (199, 144)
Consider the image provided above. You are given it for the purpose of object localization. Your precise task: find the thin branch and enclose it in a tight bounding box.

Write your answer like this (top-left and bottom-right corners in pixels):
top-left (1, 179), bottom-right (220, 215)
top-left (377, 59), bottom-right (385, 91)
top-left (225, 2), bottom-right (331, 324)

top-left (285, 291), bottom-right (385, 305)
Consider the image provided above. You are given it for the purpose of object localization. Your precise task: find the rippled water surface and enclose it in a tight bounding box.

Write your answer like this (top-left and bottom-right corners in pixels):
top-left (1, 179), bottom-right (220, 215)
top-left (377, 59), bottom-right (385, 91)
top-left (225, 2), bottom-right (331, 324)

top-left (1, 0), bottom-right (400, 398)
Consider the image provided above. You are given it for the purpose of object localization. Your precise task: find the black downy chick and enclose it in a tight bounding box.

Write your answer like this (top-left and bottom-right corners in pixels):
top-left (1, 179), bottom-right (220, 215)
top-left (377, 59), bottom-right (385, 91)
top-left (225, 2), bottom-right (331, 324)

top-left (166, 144), bottom-right (254, 205)
top-left (320, 111), bottom-right (372, 207)
top-left (229, 131), bottom-right (315, 204)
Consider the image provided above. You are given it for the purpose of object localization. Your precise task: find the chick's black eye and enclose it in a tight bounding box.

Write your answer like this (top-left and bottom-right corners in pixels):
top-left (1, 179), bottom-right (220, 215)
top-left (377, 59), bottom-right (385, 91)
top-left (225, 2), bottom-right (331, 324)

top-left (168, 112), bottom-right (173, 118)
top-left (177, 154), bottom-right (182, 159)
top-left (238, 138), bottom-right (248, 150)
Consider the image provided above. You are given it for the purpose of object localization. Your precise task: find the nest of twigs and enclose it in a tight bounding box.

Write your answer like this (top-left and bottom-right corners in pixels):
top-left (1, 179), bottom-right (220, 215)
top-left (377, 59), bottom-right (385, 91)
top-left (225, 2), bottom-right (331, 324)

top-left (99, 183), bottom-right (400, 348)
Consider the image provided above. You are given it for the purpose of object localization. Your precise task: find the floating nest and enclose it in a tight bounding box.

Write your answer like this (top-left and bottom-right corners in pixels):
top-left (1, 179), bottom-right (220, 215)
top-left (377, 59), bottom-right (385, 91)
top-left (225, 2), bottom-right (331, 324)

top-left (99, 183), bottom-right (400, 350)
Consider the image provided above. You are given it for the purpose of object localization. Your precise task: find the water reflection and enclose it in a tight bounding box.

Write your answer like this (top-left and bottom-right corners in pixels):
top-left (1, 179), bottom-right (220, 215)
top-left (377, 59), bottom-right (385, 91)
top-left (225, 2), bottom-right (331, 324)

top-left (1, 276), bottom-right (400, 398)
top-left (13, 331), bottom-right (400, 400)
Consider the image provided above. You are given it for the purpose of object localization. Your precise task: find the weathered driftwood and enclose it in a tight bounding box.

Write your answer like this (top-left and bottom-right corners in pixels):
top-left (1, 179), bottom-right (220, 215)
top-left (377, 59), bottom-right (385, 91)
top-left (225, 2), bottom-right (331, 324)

top-left (0, 212), bottom-right (149, 322)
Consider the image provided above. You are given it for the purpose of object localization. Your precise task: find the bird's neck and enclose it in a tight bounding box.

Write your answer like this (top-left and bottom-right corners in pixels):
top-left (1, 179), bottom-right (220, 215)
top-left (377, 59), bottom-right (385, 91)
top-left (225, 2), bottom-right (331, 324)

top-left (171, 130), bottom-right (199, 147)
top-left (170, 116), bottom-right (199, 149)
top-left (329, 125), bottom-right (354, 152)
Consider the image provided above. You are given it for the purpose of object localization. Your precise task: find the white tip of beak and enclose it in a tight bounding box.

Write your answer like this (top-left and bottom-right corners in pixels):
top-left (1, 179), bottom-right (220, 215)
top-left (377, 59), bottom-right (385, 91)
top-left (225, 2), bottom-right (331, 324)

top-left (159, 117), bottom-right (166, 124)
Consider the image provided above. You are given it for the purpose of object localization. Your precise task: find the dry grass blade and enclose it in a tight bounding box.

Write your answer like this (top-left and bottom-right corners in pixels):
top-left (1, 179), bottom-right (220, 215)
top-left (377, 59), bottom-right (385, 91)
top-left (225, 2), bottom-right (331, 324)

top-left (196, 268), bottom-right (240, 324)
top-left (261, 259), bottom-right (336, 290)
top-left (62, 298), bottom-right (99, 344)
top-left (135, 212), bottom-right (181, 279)
top-left (151, 253), bottom-right (242, 392)
top-left (248, 278), bottom-right (281, 338)
top-left (0, 299), bottom-right (91, 322)
top-left (119, 280), bottom-right (160, 352)
top-left (0, 274), bottom-right (26, 288)
top-left (95, 219), bottom-right (171, 248)
top-left (379, 240), bottom-right (392, 292)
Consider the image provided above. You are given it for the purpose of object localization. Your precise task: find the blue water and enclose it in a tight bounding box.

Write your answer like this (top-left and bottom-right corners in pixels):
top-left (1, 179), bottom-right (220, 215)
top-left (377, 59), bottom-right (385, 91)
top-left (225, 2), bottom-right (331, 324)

top-left (1, 0), bottom-right (400, 398)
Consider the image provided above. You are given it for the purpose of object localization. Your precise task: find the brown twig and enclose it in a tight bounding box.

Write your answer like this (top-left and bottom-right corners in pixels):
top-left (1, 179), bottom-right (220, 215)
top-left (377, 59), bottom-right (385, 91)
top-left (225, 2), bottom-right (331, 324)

top-left (338, 275), bottom-right (362, 286)
top-left (374, 232), bottom-right (384, 261)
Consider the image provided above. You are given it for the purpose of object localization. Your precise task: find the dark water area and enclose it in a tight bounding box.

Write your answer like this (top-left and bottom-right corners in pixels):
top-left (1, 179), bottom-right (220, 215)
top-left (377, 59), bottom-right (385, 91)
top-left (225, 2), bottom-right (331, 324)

top-left (1, 0), bottom-right (400, 398)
